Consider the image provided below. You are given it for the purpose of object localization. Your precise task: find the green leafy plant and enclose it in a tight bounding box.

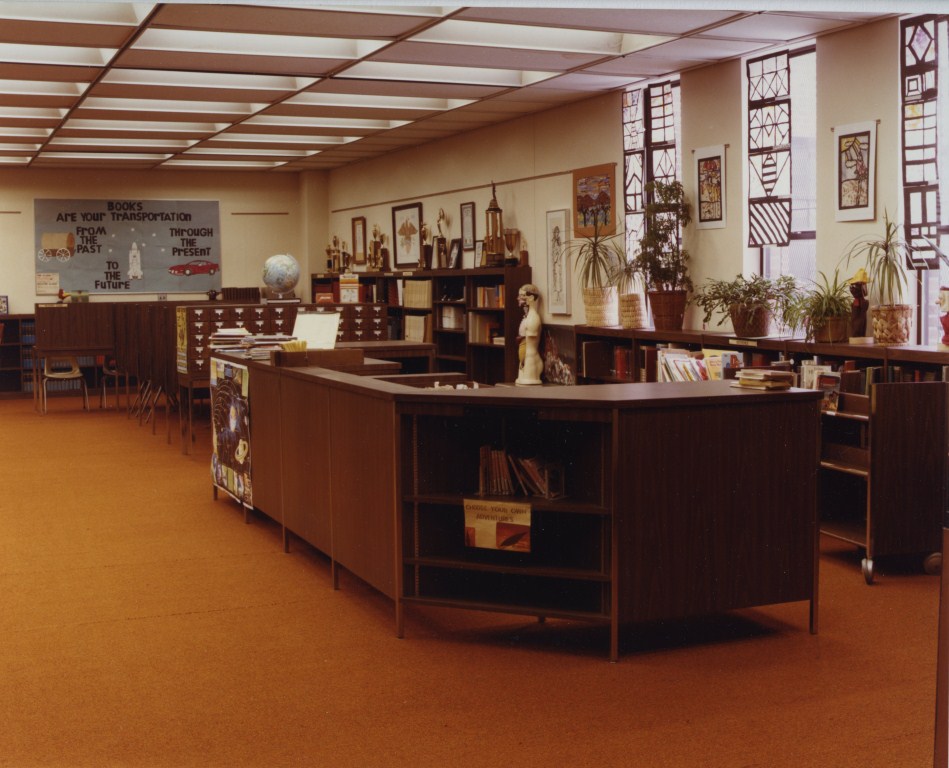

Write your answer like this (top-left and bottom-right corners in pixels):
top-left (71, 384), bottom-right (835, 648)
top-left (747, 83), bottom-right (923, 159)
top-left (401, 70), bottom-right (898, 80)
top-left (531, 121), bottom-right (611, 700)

top-left (844, 211), bottom-right (912, 306)
top-left (632, 179), bottom-right (693, 292)
top-left (567, 206), bottom-right (624, 290)
top-left (786, 269), bottom-right (854, 341)
top-left (691, 273), bottom-right (799, 330)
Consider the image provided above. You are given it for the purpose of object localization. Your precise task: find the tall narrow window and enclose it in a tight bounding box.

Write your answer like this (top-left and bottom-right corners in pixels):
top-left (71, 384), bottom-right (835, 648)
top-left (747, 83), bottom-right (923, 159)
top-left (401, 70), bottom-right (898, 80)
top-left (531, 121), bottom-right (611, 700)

top-left (623, 79), bottom-right (681, 253)
top-left (901, 14), bottom-right (948, 344)
top-left (746, 48), bottom-right (816, 284)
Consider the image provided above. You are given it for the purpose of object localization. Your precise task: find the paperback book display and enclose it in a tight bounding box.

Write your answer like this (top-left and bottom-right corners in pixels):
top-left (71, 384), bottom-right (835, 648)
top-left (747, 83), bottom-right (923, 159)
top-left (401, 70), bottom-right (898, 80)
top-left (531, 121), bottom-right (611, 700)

top-left (478, 445), bottom-right (564, 499)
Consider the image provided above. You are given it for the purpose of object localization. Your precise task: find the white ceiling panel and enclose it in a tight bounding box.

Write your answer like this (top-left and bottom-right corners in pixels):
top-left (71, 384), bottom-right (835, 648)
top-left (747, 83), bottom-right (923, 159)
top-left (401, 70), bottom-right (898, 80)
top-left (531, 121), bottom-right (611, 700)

top-left (0, 2), bottom-right (893, 171)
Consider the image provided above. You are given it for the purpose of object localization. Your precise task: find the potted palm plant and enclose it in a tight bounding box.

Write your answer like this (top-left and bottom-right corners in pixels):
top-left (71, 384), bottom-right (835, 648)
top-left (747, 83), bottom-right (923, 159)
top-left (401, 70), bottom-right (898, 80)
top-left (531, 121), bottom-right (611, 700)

top-left (692, 273), bottom-right (799, 337)
top-left (786, 269), bottom-right (854, 342)
top-left (568, 205), bottom-right (623, 326)
top-left (845, 211), bottom-right (914, 344)
top-left (632, 180), bottom-right (693, 330)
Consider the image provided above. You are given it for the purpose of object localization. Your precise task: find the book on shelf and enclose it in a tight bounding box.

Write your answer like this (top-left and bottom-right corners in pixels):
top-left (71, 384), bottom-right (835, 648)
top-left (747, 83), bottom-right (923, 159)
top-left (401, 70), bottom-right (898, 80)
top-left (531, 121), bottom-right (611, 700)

top-left (478, 444), bottom-right (564, 499)
top-left (404, 313), bottom-right (431, 343)
top-left (475, 285), bottom-right (505, 308)
top-left (657, 348), bottom-right (708, 382)
top-left (468, 313), bottom-right (501, 344)
top-left (816, 371), bottom-right (841, 411)
top-left (403, 279), bottom-right (432, 309)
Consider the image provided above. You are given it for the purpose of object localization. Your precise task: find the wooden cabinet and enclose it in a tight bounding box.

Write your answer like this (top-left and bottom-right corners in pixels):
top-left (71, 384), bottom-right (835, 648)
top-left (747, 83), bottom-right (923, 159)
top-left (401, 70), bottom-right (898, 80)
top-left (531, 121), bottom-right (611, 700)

top-left (819, 382), bottom-right (948, 583)
top-left (397, 382), bottom-right (821, 660)
top-left (0, 314), bottom-right (35, 397)
top-left (400, 405), bottom-right (613, 624)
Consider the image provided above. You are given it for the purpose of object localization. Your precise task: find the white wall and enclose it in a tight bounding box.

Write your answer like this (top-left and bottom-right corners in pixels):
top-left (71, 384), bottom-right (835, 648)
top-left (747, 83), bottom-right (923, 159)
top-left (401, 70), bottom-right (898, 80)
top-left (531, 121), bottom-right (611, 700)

top-left (0, 168), bottom-right (324, 314)
top-left (816, 17), bottom-right (901, 275)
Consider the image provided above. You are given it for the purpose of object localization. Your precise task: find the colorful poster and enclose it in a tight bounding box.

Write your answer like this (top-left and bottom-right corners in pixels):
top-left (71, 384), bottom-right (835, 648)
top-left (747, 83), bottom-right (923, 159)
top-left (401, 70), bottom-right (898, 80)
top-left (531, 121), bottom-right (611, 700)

top-left (210, 358), bottom-right (252, 506)
top-left (34, 198), bottom-right (221, 294)
top-left (463, 498), bottom-right (531, 552)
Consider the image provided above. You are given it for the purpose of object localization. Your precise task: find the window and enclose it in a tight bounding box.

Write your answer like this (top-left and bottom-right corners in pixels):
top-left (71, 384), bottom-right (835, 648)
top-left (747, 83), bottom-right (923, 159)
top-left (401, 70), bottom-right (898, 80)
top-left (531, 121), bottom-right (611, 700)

top-left (901, 14), bottom-right (948, 344)
top-left (745, 48), bottom-right (817, 285)
top-left (623, 79), bottom-right (681, 254)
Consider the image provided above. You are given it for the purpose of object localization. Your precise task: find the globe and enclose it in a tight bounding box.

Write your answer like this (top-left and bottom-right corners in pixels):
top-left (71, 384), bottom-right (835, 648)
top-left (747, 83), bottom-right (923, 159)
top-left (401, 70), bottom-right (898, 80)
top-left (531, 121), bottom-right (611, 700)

top-left (262, 253), bottom-right (300, 296)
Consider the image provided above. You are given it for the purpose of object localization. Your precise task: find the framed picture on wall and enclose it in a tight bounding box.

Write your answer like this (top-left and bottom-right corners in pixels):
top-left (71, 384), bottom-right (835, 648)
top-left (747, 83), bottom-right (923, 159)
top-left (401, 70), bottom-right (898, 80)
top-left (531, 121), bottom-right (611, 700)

top-left (835, 121), bottom-right (876, 222)
top-left (460, 201), bottom-right (476, 251)
top-left (448, 238), bottom-right (462, 269)
top-left (392, 202), bottom-right (423, 268)
top-left (0, 295), bottom-right (8, 314)
top-left (694, 145), bottom-right (726, 230)
top-left (572, 163), bottom-right (616, 238)
top-left (474, 240), bottom-right (484, 267)
top-left (546, 209), bottom-right (570, 315)
top-left (351, 216), bottom-right (367, 265)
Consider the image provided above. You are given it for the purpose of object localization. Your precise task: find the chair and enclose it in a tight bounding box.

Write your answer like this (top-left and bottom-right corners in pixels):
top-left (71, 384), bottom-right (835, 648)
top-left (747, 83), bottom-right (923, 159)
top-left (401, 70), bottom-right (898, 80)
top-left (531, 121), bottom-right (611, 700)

top-left (99, 355), bottom-right (127, 410)
top-left (41, 356), bottom-right (89, 413)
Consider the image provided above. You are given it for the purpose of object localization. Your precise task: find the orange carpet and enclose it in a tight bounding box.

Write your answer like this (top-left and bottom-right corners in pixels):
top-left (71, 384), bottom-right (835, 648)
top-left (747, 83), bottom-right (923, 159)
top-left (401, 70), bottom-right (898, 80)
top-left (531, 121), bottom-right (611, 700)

top-left (0, 395), bottom-right (940, 767)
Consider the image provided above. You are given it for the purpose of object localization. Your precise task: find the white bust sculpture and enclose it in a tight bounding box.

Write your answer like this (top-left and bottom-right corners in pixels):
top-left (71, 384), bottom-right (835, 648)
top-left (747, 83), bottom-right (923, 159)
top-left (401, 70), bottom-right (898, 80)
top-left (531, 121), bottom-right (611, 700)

top-left (515, 283), bottom-right (543, 386)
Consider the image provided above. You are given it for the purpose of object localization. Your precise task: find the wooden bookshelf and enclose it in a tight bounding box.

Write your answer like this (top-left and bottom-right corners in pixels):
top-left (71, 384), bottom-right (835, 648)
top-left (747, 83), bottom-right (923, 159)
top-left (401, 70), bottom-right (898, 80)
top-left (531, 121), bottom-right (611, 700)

top-left (309, 266), bottom-right (530, 383)
top-left (819, 382), bottom-right (947, 583)
top-left (0, 314), bottom-right (35, 397)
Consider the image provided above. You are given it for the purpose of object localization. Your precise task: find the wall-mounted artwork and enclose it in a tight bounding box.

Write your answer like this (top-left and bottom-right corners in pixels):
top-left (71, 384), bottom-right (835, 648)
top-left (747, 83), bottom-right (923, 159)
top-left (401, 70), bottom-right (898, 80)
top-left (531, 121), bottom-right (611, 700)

top-left (546, 209), bottom-right (570, 315)
top-left (392, 202), bottom-right (422, 268)
top-left (34, 199), bottom-right (221, 294)
top-left (694, 145), bottom-right (726, 230)
top-left (351, 216), bottom-right (367, 265)
top-left (572, 163), bottom-right (616, 237)
top-left (460, 201), bottom-right (476, 251)
top-left (835, 121), bottom-right (876, 222)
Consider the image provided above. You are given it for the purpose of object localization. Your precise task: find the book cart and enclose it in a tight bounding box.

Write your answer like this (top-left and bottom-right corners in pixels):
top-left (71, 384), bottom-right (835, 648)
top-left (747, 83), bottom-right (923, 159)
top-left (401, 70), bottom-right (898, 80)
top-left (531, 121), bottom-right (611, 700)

top-left (819, 383), bottom-right (947, 583)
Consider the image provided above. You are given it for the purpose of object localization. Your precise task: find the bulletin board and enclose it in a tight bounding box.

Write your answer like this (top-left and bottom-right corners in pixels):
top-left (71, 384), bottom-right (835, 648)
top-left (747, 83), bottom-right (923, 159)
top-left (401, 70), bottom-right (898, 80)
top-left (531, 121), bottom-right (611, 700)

top-left (34, 198), bottom-right (222, 294)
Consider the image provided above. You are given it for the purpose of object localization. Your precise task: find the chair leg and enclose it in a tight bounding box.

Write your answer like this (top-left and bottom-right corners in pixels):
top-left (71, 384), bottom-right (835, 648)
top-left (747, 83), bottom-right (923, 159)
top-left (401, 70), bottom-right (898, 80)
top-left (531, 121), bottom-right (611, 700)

top-left (81, 379), bottom-right (89, 411)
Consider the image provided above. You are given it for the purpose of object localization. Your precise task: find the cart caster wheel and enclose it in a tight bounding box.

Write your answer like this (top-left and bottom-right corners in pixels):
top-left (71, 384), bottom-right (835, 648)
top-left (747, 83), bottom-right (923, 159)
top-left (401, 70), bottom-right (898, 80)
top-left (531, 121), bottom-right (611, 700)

top-left (923, 552), bottom-right (942, 575)
top-left (861, 557), bottom-right (874, 584)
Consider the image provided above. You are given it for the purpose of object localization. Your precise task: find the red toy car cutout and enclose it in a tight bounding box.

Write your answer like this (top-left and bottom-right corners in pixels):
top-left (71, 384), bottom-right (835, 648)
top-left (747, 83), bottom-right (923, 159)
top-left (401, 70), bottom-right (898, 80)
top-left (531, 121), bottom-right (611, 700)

top-left (168, 259), bottom-right (219, 276)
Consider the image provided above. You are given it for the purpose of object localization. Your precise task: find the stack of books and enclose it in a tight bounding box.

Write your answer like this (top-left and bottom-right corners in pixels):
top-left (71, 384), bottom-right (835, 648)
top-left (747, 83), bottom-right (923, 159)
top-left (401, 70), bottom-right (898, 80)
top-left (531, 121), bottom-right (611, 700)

top-left (731, 368), bottom-right (795, 390)
top-left (239, 333), bottom-right (296, 359)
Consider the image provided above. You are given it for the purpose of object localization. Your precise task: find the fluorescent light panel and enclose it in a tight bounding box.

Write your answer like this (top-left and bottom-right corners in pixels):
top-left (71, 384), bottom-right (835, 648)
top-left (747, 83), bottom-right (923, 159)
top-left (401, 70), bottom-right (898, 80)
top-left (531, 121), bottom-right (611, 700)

top-left (210, 133), bottom-right (359, 145)
top-left (0, 2), bottom-right (155, 25)
top-left (0, 43), bottom-right (116, 67)
top-left (162, 159), bottom-right (286, 168)
top-left (287, 92), bottom-right (473, 111)
top-left (102, 68), bottom-right (315, 92)
top-left (244, 115), bottom-right (409, 130)
top-left (343, 61), bottom-right (557, 87)
top-left (65, 119), bottom-right (226, 133)
top-left (48, 137), bottom-right (196, 149)
top-left (0, 80), bottom-right (88, 97)
top-left (81, 97), bottom-right (263, 116)
top-left (133, 28), bottom-right (388, 60)
top-left (39, 151), bottom-right (171, 160)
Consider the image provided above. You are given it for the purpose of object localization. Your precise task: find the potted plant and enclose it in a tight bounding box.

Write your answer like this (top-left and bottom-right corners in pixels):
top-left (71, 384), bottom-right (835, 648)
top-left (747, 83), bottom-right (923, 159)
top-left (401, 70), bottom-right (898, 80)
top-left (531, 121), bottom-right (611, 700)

top-left (692, 273), bottom-right (799, 337)
top-left (786, 269), bottom-right (854, 343)
top-left (632, 180), bottom-right (693, 330)
top-left (845, 211), bottom-right (914, 344)
top-left (568, 206), bottom-right (623, 326)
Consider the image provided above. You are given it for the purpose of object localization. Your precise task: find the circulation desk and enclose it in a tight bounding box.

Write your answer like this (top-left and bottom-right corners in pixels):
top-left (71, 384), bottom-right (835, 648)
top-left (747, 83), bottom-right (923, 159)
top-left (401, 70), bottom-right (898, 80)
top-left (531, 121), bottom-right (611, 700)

top-left (228, 361), bottom-right (823, 662)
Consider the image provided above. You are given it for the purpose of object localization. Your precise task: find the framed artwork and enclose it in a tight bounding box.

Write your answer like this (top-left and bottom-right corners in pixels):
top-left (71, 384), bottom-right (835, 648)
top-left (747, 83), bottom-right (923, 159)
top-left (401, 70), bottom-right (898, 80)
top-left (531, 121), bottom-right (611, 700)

top-left (572, 163), bottom-right (616, 238)
top-left (694, 145), bottom-right (726, 230)
top-left (448, 238), bottom-right (462, 269)
top-left (351, 216), bottom-right (367, 265)
top-left (460, 201), bottom-right (476, 251)
top-left (835, 121), bottom-right (876, 222)
top-left (0, 295), bottom-right (7, 314)
top-left (474, 240), bottom-right (484, 267)
top-left (545, 209), bottom-right (570, 315)
top-left (392, 202), bottom-right (422, 268)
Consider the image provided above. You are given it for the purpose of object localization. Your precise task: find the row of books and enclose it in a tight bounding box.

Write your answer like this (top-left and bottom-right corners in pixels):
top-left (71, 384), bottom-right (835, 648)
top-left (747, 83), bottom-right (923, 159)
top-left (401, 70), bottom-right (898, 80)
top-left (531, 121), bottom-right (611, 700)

top-left (657, 348), bottom-right (709, 382)
top-left (474, 285), bottom-right (506, 308)
top-left (478, 445), bottom-right (564, 499)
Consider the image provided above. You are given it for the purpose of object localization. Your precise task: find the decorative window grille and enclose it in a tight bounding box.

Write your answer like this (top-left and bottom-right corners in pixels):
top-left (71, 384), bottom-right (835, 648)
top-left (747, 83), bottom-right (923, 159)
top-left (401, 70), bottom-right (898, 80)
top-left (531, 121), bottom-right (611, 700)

top-left (901, 14), bottom-right (948, 344)
top-left (746, 47), bottom-right (816, 284)
top-left (623, 79), bottom-right (680, 254)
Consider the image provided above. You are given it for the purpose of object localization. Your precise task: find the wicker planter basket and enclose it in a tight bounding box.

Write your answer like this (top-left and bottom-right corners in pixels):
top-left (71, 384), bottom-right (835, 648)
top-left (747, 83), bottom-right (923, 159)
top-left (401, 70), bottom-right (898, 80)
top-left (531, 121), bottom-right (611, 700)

top-left (582, 286), bottom-right (619, 327)
top-left (729, 305), bottom-right (771, 338)
top-left (618, 293), bottom-right (646, 329)
top-left (813, 316), bottom-right (850, 343)
top-left (648, 289), bottom-right (688, 331)
top-left (871, 304), bottom-right (912, 345)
